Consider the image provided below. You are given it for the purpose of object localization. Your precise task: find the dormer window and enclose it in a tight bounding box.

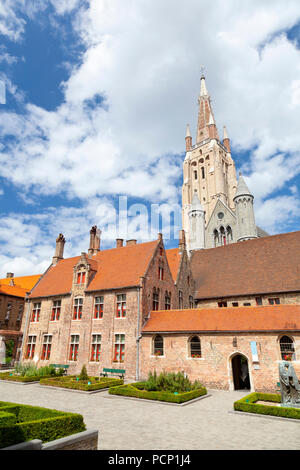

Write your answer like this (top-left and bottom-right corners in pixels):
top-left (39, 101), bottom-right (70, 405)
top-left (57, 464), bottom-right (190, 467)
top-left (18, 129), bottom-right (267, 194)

top-left (77, 272), bottom-right (86, 284)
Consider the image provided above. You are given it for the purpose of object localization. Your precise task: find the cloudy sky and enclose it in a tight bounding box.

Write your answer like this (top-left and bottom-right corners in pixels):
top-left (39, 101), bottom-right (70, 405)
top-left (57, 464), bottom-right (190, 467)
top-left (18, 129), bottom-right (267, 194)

top-left (0, 0), bottom-right (300, 277)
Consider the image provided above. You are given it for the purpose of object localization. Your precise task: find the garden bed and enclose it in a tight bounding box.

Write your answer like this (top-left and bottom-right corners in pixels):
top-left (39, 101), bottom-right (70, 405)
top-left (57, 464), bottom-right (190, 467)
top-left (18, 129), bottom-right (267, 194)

top-left (40, 375), bottom-right (123, 392)
top-left (0, 401), bottom-right (86, 448)
top-left (233, 393), bottom-right (300, 420)
top-left (0, 372), bottom-right (55, 383)
top-left (109, 381), bottom-right (208, 404)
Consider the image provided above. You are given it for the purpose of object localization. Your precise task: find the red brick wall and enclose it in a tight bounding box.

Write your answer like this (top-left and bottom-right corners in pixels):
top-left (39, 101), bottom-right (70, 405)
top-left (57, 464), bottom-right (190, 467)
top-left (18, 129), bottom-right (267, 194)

top-left (140, 332), bottom-right (300, 392)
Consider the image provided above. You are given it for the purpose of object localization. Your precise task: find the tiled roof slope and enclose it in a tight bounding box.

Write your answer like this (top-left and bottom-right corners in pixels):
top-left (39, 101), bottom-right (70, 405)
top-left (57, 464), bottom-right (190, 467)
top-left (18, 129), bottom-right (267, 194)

top-left (142, 305), bottom-right (300, 333)
top-left (0, 274), bottom-right (41, 298)
top-left (191, 231), bottom-right (300, 299)
top-left (29, 240), bottom-right (158, 298)
top-left (165, 248), bottom-right (181, 283)
top-left (0, 284), bottom-right (28, 298)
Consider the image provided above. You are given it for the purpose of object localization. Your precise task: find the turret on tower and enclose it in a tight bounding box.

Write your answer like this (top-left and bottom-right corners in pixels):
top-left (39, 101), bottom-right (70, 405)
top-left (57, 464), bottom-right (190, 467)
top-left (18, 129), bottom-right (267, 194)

top-left (233, 173), bottom-right (258, 242)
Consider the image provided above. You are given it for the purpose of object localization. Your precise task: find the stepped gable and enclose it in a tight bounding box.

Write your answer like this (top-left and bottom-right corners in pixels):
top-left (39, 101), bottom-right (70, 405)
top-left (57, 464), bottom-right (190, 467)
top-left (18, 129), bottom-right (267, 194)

top-left (142, 304), bottom-right (300, 333)
top-left (29, 240), bottom-right (159, 298)
top-left (190, 230), bottom-right (300, 299)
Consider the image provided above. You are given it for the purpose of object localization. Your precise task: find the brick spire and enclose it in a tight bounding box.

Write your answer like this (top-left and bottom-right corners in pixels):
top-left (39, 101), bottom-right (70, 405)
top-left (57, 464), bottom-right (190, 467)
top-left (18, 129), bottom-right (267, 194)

top-left (196, 74), bottom-right (219, 144)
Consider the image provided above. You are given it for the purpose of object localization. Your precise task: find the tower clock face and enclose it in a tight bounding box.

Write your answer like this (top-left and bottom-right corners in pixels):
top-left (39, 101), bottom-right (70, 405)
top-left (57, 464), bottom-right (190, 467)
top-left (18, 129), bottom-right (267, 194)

top-left (218, 212), bottom-right (224, 219)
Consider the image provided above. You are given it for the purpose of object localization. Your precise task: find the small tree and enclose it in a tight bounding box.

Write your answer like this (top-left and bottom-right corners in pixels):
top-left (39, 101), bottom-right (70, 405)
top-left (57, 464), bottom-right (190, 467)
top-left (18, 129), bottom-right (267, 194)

top-left (79, 364), bottom-right (89, 381)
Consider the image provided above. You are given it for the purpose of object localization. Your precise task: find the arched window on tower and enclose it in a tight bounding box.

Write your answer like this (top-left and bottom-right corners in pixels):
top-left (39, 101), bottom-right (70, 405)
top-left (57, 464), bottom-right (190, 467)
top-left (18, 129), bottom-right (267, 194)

top-left (226, 226), bottom-right (233, 243)
top-left (279, 335), bottom-right (296, 361)
top-left (220, 226), bottom-right (226, 245)
top-left (213, 229), bottom-right (219, 247)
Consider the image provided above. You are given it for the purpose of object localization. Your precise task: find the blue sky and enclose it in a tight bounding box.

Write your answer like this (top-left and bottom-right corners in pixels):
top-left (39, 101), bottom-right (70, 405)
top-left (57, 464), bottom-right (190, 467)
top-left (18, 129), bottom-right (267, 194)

top-left (0, 0), bottom-right (300, 277)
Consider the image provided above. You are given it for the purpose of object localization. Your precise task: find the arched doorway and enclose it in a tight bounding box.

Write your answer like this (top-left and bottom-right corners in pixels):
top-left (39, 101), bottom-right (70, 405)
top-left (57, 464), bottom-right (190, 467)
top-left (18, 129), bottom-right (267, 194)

top-left (231, 354), bottom-right (250, 390)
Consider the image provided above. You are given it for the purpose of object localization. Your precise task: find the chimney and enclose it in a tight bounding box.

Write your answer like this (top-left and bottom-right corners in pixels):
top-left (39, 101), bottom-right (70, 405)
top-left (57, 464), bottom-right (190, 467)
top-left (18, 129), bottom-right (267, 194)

top-left (6, 273), bottom-right (14, 278)
top-left (80, 252), bottom-right (87, 263)
top-left (88, 226), bottom-right (101, 256)
top-left (158, 233), bottom-right (163, 241)
top-left (178, 230), bottom-right (186, 253)
top-left (126, 240), bottom-right (137, 246)
top-left (52, 234), bottom-right (65, 265)
top-left (116, 239), bottom-right (124, 248)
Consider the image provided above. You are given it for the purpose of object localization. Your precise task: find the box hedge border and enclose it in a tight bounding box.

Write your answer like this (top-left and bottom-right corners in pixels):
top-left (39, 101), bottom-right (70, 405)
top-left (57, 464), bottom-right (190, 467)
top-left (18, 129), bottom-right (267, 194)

top-left (109, 381), bottom-right (207, 403)
top-left (234, 392), bottom-right (300, 420)
top-left (40, 375), bottom-right (123, 391)
top-left (0, 411), bottom-right (17, 427)
top-left (0, 401), bottom-right (86, 449)
top-left (0, 372), bottom-right (59, 383)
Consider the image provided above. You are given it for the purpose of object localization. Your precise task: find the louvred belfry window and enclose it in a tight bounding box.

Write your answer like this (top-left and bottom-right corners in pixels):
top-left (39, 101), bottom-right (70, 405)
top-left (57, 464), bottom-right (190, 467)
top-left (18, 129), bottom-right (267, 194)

top-left (41, 335), bottom-right (52, 360)
top-left (73, 298), bottom-right (83, 320)
top-left (31, 302), bottom-right (41, 322)
top-left (91, 334), bottom-right (101, 361)
top-left (77, 272), bottom-right (86, 284)
top-left (51, 300), bottom-right (61, 321)
top-left (116, 294), bottom-right (126, 318)
top-left (69, 335), bottom-right (79, 361)
top-left (26, 336), bottom-right (36, 359)
top-left (114, 334), bottom-right (125, 362)
top-left (94, 296), bottom-right (104, 319)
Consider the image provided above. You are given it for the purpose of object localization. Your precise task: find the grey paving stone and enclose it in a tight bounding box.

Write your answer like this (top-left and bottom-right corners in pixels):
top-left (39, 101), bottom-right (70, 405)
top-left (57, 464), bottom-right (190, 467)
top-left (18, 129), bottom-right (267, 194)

top-left (0, 382), bottom-right (299, 450)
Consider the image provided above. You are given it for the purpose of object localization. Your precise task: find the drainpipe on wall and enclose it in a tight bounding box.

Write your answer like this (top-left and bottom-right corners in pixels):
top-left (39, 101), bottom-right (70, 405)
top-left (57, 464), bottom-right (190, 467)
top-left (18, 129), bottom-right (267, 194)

top-left (20, 296), bottom-right (31, 362)
top-left (136, 286), bottom-right (141, 381)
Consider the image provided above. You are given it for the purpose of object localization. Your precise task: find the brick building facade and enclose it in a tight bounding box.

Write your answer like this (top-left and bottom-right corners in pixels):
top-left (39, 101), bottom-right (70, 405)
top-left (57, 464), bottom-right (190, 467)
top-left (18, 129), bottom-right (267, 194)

top-left (20, 229), bottom-right (193, 379)
top-left (0, 273), bottom-right (41, 366)
top-left (140, 306), bottom-right (300, 392)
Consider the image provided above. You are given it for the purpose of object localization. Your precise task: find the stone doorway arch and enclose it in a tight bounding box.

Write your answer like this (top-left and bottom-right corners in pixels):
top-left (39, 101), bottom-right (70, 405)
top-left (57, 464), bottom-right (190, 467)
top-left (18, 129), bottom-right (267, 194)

top-left (231, 353), bottom-right (250, 390)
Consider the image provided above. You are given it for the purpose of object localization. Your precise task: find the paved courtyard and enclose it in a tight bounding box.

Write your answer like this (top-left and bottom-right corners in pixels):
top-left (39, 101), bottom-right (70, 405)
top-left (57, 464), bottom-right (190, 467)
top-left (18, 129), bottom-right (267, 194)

top-left (0, 381), bottom-right (299, 450)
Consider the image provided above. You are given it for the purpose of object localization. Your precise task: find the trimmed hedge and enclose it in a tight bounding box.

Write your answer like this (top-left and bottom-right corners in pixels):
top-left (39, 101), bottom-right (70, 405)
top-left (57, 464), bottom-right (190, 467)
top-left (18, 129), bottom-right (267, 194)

top-left (0, 401), bottom-right (86, 449)
top-left (109, 382), bottom-right (207, 403)
top-left (234, 393), bottom-right (300, 420)
top-left (40, 375), bottom-right (123, 391)
top-left (0, 411), bottom-right (17, 427)
top-left (0, 372), bottom-right (55, 383)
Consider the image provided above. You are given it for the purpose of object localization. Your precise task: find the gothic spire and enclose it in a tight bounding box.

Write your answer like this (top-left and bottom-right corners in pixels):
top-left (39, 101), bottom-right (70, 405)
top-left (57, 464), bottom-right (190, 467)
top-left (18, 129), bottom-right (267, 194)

top-left (196, 74), bottom-right (219, 144)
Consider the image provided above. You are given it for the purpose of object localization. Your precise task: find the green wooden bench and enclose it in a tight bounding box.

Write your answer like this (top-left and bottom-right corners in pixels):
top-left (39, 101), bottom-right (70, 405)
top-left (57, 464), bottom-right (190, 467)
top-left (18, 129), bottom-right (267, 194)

top-left (50, 364), bottom-right (70, 375)
top-left (100, 368), bottom-right (126, 379)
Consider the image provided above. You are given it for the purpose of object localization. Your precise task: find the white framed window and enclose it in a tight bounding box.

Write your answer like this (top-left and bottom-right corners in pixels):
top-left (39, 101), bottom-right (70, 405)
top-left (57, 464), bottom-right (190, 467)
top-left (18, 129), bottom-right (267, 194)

top-left (114, 334), bottom-right (125, 362)
top-left (90, 334), bottom-right (101, 361)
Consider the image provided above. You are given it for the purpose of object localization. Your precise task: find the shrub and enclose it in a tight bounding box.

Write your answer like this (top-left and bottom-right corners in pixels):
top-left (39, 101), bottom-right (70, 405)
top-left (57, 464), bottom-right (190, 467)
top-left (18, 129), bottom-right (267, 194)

top-left (143, 370), bottom-right (202, 393)
top-left (234, 393), bottom-right (300, 420)
top-left (78, 365), bottom-right (89, 381)
top-left (0, 401), bottom-right (86, 448)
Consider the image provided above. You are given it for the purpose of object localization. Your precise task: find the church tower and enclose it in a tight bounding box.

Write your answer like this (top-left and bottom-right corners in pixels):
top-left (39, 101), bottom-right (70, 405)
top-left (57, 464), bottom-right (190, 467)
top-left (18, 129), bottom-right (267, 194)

top-left (182, 74), bottom-right (238, 251)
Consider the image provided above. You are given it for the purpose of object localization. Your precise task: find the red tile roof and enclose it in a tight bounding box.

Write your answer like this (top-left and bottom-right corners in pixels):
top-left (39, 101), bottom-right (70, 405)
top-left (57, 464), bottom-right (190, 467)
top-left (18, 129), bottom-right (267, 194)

top-left (29, 241), bottom-right (159, 298)
top-left (191, 231), bottom-right (300, 299)
top-left (166, 248), bottom-right (181, 282)
top-left (142, 305), bottom-right (300, 333)
top-left (0, 274), bottom-right (41, 298)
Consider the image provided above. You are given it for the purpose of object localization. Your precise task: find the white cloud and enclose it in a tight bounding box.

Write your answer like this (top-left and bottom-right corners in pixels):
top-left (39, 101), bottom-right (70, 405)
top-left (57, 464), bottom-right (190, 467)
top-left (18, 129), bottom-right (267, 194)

top-left (0, 0), bottom-right (300, 275)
